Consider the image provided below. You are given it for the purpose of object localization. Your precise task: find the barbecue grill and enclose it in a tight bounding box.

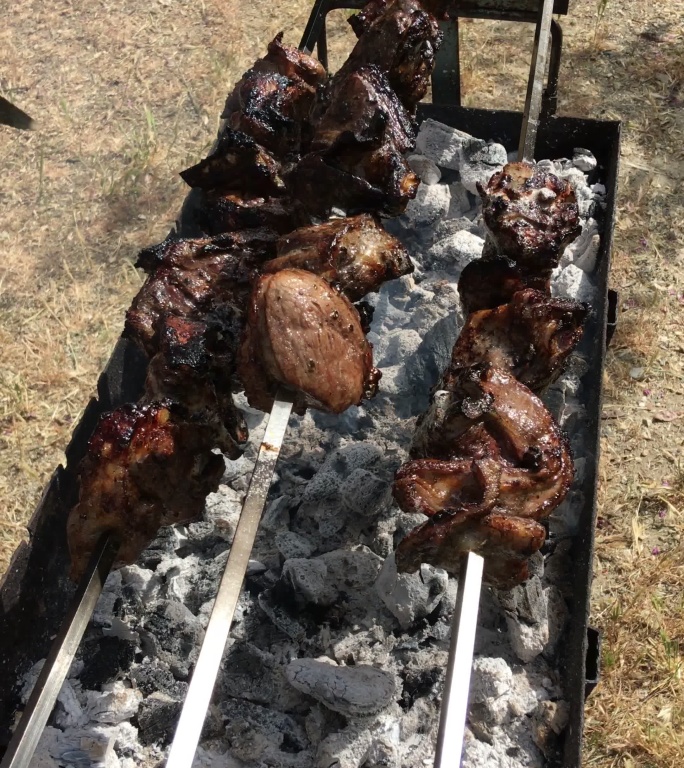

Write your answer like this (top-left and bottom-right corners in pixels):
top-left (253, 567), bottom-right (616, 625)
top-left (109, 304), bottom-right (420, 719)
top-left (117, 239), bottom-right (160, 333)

top-left (0, 2), bottom-right (620, 765)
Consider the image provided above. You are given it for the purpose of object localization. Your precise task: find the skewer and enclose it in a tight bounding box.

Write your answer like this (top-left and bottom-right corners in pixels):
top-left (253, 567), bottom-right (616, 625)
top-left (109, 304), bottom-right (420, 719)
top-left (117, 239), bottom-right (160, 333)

top-left (432, 1), bottom-right (555, 764)
top-left (165, 390), bottom-right (294, 768)
top-left (0, 534), bottom-right (120, 768)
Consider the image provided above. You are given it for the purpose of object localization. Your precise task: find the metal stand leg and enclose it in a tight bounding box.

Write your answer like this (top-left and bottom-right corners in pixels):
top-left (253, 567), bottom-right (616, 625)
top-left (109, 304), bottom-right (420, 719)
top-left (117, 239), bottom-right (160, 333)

top-left (542, 19), bottom-right (563, 117)
top-left (432, 19), bottom-right (461, 107)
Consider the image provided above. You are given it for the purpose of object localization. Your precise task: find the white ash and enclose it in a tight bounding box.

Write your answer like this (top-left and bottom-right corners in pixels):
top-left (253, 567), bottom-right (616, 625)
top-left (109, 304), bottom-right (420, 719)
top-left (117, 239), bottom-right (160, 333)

top-left (20, 122), bottom-right (605, 768)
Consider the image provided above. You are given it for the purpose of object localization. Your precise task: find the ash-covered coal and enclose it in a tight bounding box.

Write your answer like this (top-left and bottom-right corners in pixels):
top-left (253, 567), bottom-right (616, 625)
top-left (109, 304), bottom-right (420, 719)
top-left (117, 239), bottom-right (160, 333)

top-left (20, 120), bottom-right (605, 768)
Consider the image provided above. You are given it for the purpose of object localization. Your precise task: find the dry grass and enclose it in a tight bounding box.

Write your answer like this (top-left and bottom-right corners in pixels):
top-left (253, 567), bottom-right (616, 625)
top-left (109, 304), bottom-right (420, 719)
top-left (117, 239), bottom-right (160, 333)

top-left (1, 0), bottom-right (684, 764)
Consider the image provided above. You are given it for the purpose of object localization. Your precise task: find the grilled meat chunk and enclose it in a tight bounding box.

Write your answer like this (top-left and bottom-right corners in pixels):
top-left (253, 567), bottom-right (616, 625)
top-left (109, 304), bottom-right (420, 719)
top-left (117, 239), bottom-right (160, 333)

top-left (195, 192), bottom-right (306, 237)
top-left (180, 129), bottom-right (286, 196)
top-left (126, 231), bottom-right (277, 356)
top-left (312, 65), bottom-right (416, 155)
top-left (144, 314), bottom-right (248, 459)
top-left (457, 255), bottom-right (550, 314)
top-left (411, 365), bottom-right (573, 521)
top-left (67, 401), bottom-right (226, 581)
top-left (447, 289), bottom-right (588, 391)
top-left (262, 214), bottom-right (413, 302)
top-left (346, 0), bottom-right (443, 112)
top-left (478, 162), bottom-right (582, 276)
top-left (290, 142), bottom-right (419, 218)
top-left (258, 32), bottom-right (328, 87)
top-left (395, 510), bottom-right (547, 589)
top-left (238, 268), bottom-right (380, 414)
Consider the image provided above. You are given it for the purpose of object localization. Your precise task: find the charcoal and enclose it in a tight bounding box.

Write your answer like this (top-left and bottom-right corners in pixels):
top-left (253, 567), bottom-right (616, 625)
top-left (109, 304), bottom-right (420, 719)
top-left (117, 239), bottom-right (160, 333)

top-left (136, 692), bottom-right (182, 746)
top-left (78, 635), bottom-right (136, 690)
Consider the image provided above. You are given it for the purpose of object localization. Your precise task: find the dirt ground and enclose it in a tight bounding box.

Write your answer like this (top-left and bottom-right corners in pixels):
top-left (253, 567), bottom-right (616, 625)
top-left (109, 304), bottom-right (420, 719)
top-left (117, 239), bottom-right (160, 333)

top-left (1, 0), bottom-right (683, 765)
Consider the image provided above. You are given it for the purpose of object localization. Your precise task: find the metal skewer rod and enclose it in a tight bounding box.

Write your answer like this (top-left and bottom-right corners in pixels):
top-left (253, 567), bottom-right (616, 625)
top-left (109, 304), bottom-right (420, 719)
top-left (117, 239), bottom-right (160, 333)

top-left (166, 391), bottom-right (294, 768)
top-left (433, 552), bottom-right (484, 768)
top-left (518, 0), bottom-right (556, 162)
top-left (0, 534), bottom-right (120, 768)
top-left (433, 2), bottom-right (556, 765)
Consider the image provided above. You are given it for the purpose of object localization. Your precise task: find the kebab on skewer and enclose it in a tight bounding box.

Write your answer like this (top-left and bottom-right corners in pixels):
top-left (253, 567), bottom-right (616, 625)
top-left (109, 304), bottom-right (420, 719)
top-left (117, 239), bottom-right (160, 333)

top-left (66, 6), bottom-right (443, 581)
top-left (393, 162), bottom-right (588, 588)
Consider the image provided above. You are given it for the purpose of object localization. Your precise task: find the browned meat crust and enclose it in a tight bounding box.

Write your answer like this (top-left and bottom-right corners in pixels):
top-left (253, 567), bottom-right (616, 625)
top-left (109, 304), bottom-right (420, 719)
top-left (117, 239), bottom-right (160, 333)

top-left (67, 402), bottom-right (226, 581)
top-left (195, 193), bottom-right (308, 237)
top-left (262, 214), bottom-right (413, 302)
top-left (346, 0), bottom-right (443, 112)
top-left (447, 289), bottom-right (588, 391)
top-left (477, 162), bottom-right (582, 276)
top-left (238, 269), bottom-right (380, 415)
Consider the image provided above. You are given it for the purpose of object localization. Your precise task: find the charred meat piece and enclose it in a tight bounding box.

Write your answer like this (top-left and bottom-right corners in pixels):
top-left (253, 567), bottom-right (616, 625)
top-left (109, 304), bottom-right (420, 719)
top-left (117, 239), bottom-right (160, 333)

top-left (238, 268), bottom-right (380, 415)
top-left (345, 0), bottom-right (443, 112)
top-left (478, 162), bottom-right (582, 275)
top-left (126, 232), bottom-right (277, 356)
top-left (180, 129), bottom-right (286, 196)
top-left (196, 192), bottom-right (307, 237)
top-left (262, 214), bottom-right (413, 302)
top-left (395, 509), bottom-right (546, 589)
top-left (457, 255), bottom-right (550, 314)
top-left (222, 71), bottom-right (318, 157)
top-left (221, 34), bottom-right (326, 157)
top-left (411, 365), bottom-right (573, 521)
top-left (311, 65), bottom-right (416, 155)
top-left (290, 141), bottom-right (419, 218)
top-left (144, 315), bottom-right (248, 459)
top-left (258, 32), bottom-right (328, 87)
top-left (447, 289), bottom-right (588, 391)
top-left (67, 401), bottom-right (226, 581)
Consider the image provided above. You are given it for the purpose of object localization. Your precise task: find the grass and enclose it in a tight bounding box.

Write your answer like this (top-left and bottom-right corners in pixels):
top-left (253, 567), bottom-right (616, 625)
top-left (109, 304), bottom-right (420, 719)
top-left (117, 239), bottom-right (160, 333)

top-left (1, 0), bottom-right (684, 764)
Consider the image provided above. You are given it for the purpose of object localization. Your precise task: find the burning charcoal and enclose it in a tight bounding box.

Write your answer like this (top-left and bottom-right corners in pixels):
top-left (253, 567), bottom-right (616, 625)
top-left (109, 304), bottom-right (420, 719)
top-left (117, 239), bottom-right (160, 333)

top-left (130, 658), bottom-right (188, 700)
top-left (78, 635), bottom-right (137, 690)
top-left (551, 263), bottom-right (596, 303)
top-left (282, 558), bottom-right (336, 606)
top-left (137, 691), bottom-right (182, 746)
top-left (53, 679), bottom-right (87, 729)
top-left (275, 530), bottom-right (315, 560)
top-left (286, 658), bottom-right (396, 717)
top-left (258, 588), bottom-right (313, 641)
top-left (447, 181), bottom-right (473, 219)
top-left (531, 700), bottom-right (570, 758)
top-left (221, 698), bottom-right (312, 766)
top-left (375, 555), bottom-right (447, 629)
top-left (261, 494), bottom-right (295, 533)
top-left (462, 731), bottom-right (509, 767)
top-left (119, 564), bottom-right (161, 604)
top-left (407, 154), bottom-right (441, 185)
top-left (316, 723), bottom-right (373, 768)
top-left (220, 644), bottom-right (308, 712)
top-left (400, 183), bottom-right (451, 230)
top-left (561, 217), bottom-right (600, 272)
top-left (340, 469), bottom-right (391, 517)
top-left (204, 484), bottom-right (243, 537)
top-left (415, 119), bottom-right (470, 170)
top-left (572, 148), bottom-right (597, 173)
top-left (458, 138), bottom-right (507, 194)
top-left (332, 627), bottom-right (390, 667)
top-left (470, 657), bottom-right (513, 703)
top-left (140, 600), bottom-right (204, 679)
top-left (496, 576), bottom-right (550, 663)
top-left (84, 681), bottom-right (142, 725)
top-left (423, 228), bottom-right (484, 273)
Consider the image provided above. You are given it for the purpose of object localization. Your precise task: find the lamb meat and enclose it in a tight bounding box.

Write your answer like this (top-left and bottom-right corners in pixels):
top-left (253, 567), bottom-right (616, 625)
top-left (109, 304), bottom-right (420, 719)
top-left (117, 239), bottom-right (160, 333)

top-left (311, 65), bottom-right (416, 155)
top-left (262, 214), bottom-right (413, 302)
top-left (126, 230), bottom-right (278, 356)
top-left (195, 192), bottom-right (307, 237)
top-left (447, 288), bottom-right (588, 391)
top-left (457, 254), bottom-right (551, 314)
top-left (238, 268), bottom-right (380, 414)
top-left (395, 509), bottom-right (547, 589)
top-left (290, 141), bottom-right (419, 218)
top-left (144, 314), bottom-right (248, 460)
top-left (345, 0), bottom-right (443, 112)
top-left (410, 365), bottom-right (573, 521)
top-left (67, 401), bottom-right (226, 581)
top-left (180, 129), bottom-right (287, 197)
top-left (478, 162), bottom-right (582, 277)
